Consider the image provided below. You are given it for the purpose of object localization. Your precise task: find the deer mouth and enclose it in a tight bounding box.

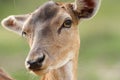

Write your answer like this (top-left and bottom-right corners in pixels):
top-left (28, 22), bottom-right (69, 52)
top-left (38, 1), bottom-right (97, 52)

top-left (30, 67), bottom-right (41, 71)
top-left (31, 67), bottom-right (50, 75)
top-left (26, 63), bottom-right (49, 75)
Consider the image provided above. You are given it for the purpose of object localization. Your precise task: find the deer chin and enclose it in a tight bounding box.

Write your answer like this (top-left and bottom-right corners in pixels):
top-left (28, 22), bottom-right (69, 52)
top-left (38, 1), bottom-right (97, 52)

top-left (31, 68), bottom-right (50, 76)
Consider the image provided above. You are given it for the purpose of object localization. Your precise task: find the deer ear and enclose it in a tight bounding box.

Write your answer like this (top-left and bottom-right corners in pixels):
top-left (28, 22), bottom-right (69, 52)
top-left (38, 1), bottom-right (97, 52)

top-left (1, 14), bottom-right (29, 35)
top-left (73, 0), bottom-right (100, 19)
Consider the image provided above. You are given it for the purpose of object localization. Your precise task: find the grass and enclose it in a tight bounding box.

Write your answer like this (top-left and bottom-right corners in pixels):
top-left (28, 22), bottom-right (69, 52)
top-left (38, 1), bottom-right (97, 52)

top-left (0, 0), bottom-right (120, 80)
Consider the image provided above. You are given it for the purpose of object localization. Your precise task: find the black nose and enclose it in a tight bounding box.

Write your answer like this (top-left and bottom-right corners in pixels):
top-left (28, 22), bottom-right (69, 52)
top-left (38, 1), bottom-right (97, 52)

top-left (27, 55), bottom-right (45, 70)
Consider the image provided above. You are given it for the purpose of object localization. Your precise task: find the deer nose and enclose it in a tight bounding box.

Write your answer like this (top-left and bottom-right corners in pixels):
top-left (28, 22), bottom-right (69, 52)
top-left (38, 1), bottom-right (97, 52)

top-left (27, 55), bottom-right (45, 70)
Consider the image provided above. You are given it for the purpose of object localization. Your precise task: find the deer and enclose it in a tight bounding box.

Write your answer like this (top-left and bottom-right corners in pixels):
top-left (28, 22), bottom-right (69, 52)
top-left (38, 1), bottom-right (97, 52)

top-left (0, 0), bottom-right (100, 80)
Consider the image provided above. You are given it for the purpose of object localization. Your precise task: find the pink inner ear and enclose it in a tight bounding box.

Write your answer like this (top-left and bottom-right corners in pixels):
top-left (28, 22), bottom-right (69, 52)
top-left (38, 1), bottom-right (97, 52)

top-left (84, 0), bottom-right (95, 8)
top-left (6, 19), bottom-right (15, 27)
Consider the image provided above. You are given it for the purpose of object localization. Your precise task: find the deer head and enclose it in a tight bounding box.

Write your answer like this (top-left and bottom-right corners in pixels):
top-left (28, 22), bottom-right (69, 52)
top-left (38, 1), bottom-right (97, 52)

top-left (1, 0), bottom-right (100, 77)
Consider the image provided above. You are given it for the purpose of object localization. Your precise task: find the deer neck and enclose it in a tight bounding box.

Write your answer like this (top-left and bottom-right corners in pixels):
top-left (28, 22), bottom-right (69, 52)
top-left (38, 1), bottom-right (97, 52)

top-left (41, 52), bottom-right (79, 80)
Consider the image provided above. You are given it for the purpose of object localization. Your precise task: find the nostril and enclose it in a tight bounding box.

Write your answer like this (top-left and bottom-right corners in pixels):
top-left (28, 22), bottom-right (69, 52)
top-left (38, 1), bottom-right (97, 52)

top-left (27, 60), bottom-right (34, 66)
top-left (37, 54), bottom-right (45, 64)
top-left (27, 55), bottom-right (45, 70)
top-left (27, 60), bottom-right (40, 70)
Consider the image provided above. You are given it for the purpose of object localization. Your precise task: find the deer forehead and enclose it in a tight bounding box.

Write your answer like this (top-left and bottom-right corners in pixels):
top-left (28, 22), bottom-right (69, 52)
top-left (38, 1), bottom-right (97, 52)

top-left (24, 1), bottom-right (71, 27)
top-left (33, 1), bottom-right (59, 22)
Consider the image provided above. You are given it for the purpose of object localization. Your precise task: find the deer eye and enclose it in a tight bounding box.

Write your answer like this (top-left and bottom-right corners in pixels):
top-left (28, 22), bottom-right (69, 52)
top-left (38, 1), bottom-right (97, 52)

top-left (57, 18), bottom-right (72, 34)
top-left (63, 19), bottom-right (72, 28)
top-left (22, 31), bottom-right (27, 37)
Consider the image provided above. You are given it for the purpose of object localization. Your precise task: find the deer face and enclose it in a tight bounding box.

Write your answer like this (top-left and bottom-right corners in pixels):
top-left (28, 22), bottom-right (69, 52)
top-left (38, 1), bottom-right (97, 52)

top-left (1, 0), bottom-right (100, 75)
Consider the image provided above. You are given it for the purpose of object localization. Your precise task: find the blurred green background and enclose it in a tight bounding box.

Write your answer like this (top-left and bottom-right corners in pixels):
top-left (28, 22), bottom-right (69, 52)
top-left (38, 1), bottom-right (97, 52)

top-left (0, 0), bottom-right (120, 80)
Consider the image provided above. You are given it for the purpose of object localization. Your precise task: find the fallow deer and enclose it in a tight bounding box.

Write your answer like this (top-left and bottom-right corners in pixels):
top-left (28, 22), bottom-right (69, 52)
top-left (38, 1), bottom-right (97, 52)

top-left (1, 0), bottom-right (100, 80)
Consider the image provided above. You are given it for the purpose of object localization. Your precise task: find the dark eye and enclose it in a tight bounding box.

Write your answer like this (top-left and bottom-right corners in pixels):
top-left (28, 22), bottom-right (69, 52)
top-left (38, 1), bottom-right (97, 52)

top-left (57, 19), bottom-right (72, 34)
top-left (22, 31), bottom-right (27, 37)
top-left (63, 19), bottom-right (72, 28)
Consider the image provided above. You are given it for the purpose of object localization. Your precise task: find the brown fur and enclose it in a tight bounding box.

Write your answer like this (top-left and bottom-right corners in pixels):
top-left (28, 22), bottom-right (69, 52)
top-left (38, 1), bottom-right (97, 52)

top-left (0, 69), bottom-right (13, 80)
